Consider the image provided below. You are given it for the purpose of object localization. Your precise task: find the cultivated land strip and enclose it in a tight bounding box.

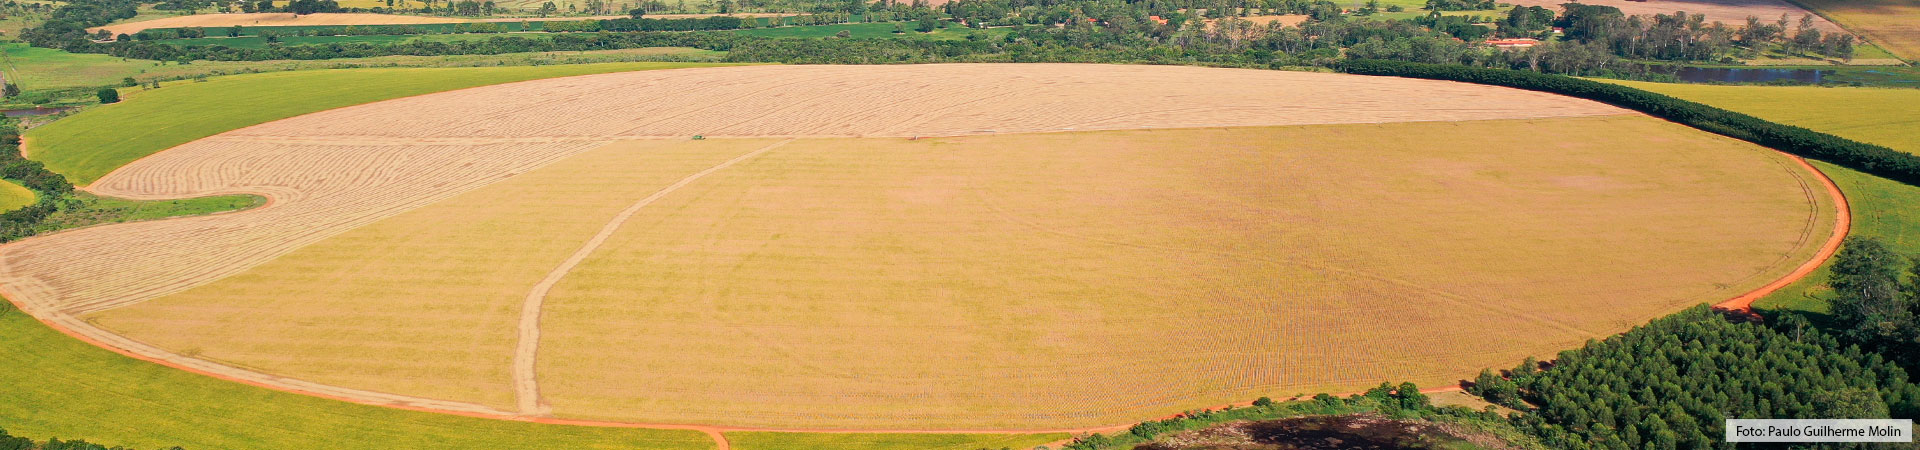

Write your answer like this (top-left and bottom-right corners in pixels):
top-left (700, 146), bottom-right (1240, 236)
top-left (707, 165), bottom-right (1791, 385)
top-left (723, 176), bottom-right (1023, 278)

top-left (0, 64), bottom-right (1837, 444)
top-left (512, 139), bottom-right (793, 416)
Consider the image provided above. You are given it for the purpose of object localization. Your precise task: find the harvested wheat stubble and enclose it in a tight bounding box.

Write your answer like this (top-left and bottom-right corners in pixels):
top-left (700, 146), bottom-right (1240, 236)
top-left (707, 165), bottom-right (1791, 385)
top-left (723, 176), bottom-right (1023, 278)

top-left (4, 64), bottom-right (1626, 317)
top-left (0, 64), bottom-right (1817, 430)
top-left (531, 117), bottom-right (1833, 428)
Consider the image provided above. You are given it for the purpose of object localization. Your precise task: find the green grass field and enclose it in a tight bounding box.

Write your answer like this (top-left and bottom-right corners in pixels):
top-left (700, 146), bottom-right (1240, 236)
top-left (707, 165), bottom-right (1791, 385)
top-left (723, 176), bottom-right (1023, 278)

top-left (0, 44), bottom-right (720, 106)
top-left (0, 302), bottom-right (715, 449)
top-left (1602, 80), bottom-right (1920, 313)
top-left (0, 180), bottom-right (35, 212)
top-left (0, 43), bottom-right (164, 92)
top-left (24, 61), bottom-right (745, 185)
top-left (1607, 81), bottom-right (1920, 150)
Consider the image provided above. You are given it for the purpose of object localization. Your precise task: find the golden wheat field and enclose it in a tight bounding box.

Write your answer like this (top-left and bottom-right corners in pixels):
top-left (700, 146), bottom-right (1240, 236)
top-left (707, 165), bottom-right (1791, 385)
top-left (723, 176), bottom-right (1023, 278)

top-left (0, 64), bottom-right (1836, 430)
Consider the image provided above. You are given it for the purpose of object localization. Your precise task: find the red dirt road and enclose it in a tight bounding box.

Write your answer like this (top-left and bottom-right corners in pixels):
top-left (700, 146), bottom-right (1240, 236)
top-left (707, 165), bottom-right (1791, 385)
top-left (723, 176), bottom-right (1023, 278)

top-left (1711, 156), bottom-right (1849, 313)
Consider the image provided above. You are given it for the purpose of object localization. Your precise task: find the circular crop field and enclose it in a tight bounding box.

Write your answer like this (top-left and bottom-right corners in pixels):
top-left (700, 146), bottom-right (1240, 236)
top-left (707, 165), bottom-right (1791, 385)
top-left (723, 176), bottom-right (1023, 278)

top-left (0, 64), bottom-right (1839, 430)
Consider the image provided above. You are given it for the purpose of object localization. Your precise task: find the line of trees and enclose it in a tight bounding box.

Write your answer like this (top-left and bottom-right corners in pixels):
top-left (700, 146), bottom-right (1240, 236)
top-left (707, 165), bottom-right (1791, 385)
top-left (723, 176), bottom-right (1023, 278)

top-left (0, 117), bottom-right (76, 242)
top-left (1468, 306), bottom-right (1920, 449)
top-left (1558, 4), bottom-right (1852, 63)
top-left (1825, 237), bottom-right (1920, 363)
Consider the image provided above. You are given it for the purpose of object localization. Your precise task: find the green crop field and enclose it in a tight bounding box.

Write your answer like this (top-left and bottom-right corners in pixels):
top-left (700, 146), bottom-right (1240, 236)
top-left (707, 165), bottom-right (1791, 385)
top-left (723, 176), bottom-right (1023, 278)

top-left (0, 44), bottom-right (719, 104)
top-left (1791, 0), bottom-right (1920, 61)
top-left (0, 43), bottom-right (164, 92)
top-left (1603, 80), bottom-right (1920, 313)
top-left (0, 302), bottom-right (716, 449)
top-left (0, 180), bottom-right (35, 212)
top-left (23, 61), bottom-right (747, 185)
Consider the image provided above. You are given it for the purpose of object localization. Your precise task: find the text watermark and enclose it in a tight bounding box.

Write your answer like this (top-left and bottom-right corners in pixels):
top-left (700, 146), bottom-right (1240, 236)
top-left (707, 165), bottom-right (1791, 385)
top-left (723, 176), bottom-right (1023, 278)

top-left (1726, 419), bottom-right (1913, 443)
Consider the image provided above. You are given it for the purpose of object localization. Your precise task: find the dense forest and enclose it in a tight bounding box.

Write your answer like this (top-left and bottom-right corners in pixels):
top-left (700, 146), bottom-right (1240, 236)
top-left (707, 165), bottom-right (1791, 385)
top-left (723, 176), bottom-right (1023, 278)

top-left (1469, 306), bottom-right (1920, 449)
top-left (1822, 237), bottom-right (1920, 363)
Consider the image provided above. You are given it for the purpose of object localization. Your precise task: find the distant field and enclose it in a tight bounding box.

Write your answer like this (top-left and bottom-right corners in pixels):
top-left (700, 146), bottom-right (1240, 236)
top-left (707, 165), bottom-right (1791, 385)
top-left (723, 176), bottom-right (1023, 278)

top-left (23, 61), bottom-right (742, 185)
top-left (0, 180), bottom-right (34, 212)
top-left (1603, 81), bottom-right (1920, 313)
top-left (1501, 0), bottom-right (1841, 32)
top-left (1793, 0), bottom-right (1920, 61)
top-left (95, 11), bottom-right (789, 35)
top-left (0, 44), bottom-right (718, 96)
top-left (0, 43), bottom-right (160, 92)
top-left (159, 32), bottom-right (521, 48)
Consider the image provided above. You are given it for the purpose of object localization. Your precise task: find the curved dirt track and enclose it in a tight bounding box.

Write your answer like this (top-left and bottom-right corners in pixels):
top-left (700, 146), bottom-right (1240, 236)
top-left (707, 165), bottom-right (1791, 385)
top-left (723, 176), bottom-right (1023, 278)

top-left (0, 64), bottom-right (1847, 445)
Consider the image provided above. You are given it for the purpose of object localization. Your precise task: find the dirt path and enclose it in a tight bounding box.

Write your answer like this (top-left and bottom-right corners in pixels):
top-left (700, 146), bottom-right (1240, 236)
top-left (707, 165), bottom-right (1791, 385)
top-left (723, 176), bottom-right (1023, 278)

top-left (1712, 156), bottom-right (1849, 312)
top-left (511, 139), bottom-right (791, 416)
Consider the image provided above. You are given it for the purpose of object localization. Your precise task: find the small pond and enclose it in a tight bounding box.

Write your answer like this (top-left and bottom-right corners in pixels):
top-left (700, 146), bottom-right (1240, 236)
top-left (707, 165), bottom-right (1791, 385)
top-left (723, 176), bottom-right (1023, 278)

top-left (1, 107), bottom-right (74, 117)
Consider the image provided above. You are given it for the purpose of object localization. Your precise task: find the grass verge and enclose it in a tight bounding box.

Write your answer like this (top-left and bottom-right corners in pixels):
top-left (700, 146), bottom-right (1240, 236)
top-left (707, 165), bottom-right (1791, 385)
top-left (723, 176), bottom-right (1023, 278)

top-left (0, 180), bottom-right (33, 212)
top-left (35, 191), bottom-right (265, 234)
top-left (24, 61), bottom-right (746, 185)
top-left (0, 301), bottom-right (715, 449)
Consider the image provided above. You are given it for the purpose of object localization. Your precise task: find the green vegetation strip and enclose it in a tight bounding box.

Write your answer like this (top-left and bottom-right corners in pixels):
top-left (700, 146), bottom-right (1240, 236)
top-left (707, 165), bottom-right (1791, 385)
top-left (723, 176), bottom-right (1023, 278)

top-left (0, 180), bottom-right (33, 212)
top-left (24, 61), bottom-right (746, 186)
top-left (0, 302), bottom-right (714, 449)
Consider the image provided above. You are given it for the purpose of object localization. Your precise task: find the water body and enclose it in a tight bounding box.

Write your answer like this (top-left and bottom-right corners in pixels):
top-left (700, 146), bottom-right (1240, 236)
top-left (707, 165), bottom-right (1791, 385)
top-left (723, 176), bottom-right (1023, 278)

top-left (1641, 65), bottom-right (1828, 84)
top-left (1, 107), bottom-right (72, 117)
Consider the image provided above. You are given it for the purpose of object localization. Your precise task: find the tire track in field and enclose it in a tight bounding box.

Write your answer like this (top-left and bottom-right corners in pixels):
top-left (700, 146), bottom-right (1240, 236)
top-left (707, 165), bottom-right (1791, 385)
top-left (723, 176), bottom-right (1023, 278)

top-left (511, 139), bottom-right (793, 415)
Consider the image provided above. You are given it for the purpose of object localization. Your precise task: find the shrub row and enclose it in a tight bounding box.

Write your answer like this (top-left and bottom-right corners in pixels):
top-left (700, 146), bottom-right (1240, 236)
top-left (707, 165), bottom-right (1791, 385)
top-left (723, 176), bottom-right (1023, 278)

top-left (0, 119), bottom-right (77, 242)
top-left (1334, 59), bottom-right (1920, 186)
